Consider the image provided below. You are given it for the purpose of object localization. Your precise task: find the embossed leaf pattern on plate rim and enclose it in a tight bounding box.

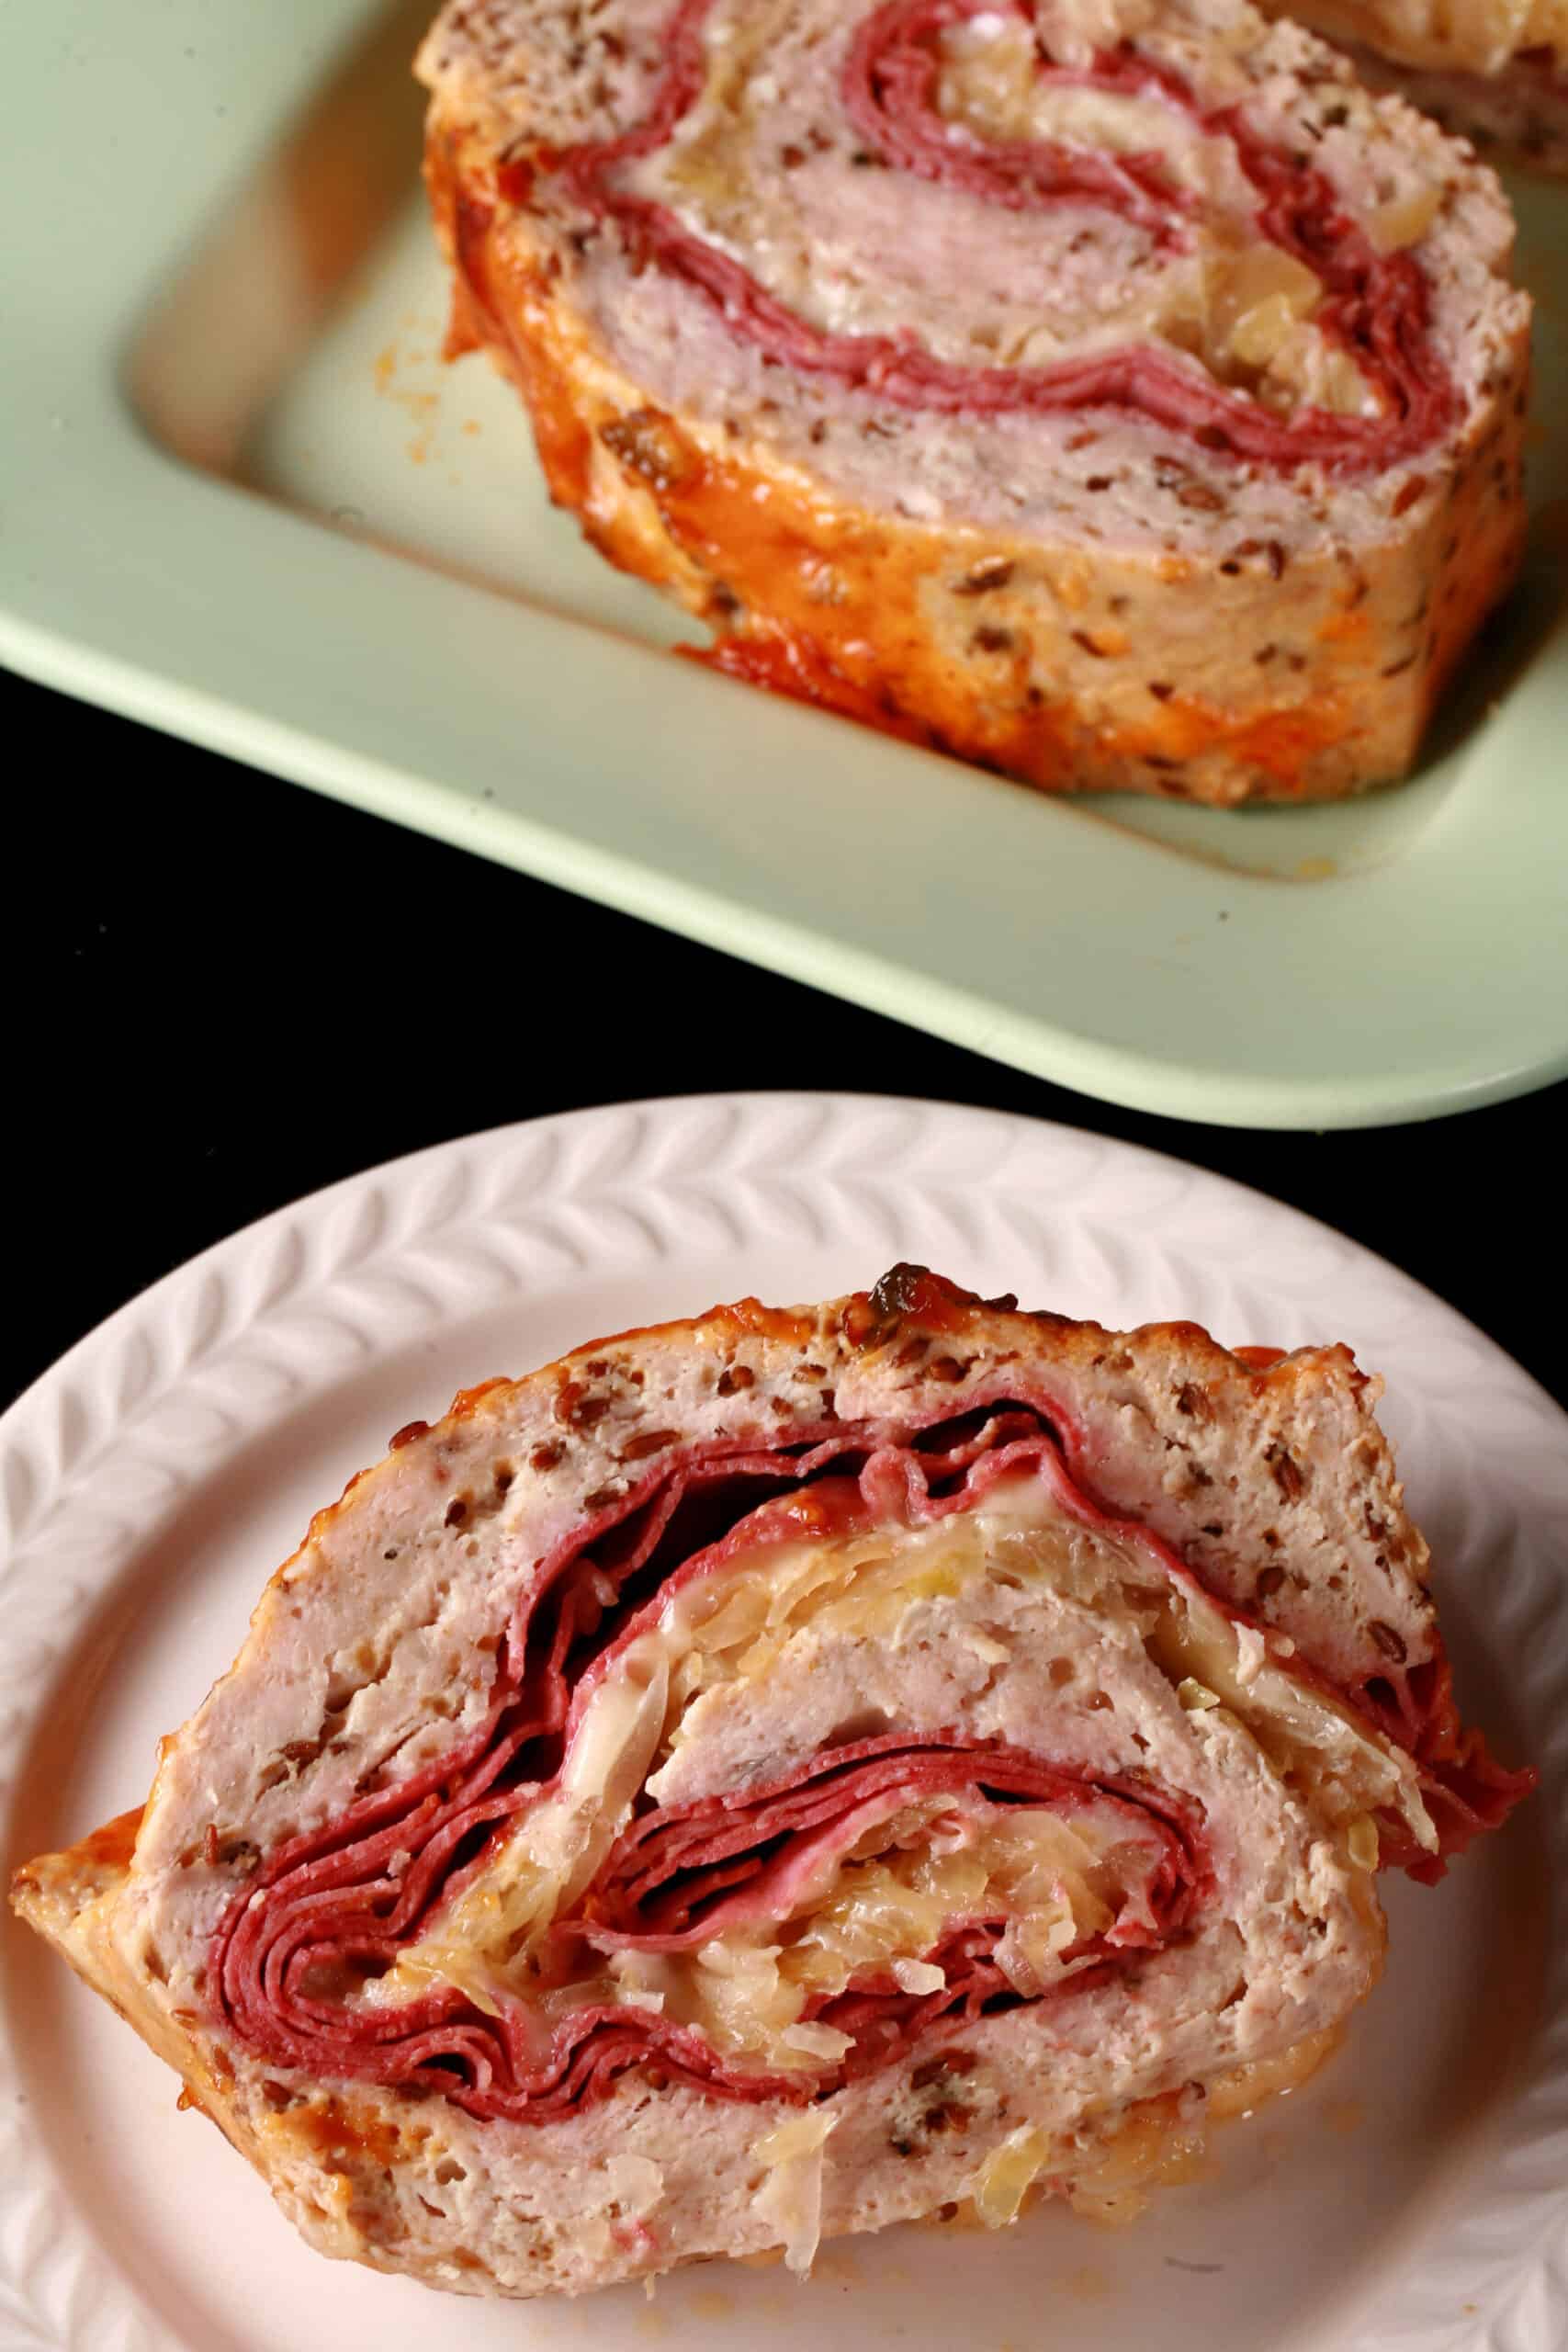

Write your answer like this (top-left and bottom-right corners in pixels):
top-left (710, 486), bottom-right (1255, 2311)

top-left (0, 1093), bottom-right (1563, 2351)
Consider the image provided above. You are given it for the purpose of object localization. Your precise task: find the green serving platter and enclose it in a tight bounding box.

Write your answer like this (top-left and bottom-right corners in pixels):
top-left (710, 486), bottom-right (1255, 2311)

top-left (3, 0), bottom-right (1565, 1127)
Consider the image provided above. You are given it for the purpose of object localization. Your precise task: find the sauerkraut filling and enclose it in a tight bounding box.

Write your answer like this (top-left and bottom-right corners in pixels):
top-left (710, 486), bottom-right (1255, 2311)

top-left (531, 0), bottom-right (1459, 468)
top-left (372, 1473), bottom-right (1427, 2048)
top-left (386, 1765), bottom-right (1188, 2052)
top-left (210, 1412), bottom-right (1441, 2131)
top-left (558, 1789), bottom-right (1177, 2073)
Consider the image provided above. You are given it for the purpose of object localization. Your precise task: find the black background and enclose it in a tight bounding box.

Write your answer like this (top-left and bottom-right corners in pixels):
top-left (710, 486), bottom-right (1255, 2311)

top-left (6, 664), bottom-right (1564, 1414)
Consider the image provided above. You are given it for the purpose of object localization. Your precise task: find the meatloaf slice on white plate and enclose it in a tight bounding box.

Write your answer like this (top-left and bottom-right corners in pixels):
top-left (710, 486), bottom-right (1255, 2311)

top-left (412, 0), bottom-right (1531, 805)
top-left (13, 1268), bottom-right (1533, 2298)
top-left (1258, 0), bottom-right (1568, 176)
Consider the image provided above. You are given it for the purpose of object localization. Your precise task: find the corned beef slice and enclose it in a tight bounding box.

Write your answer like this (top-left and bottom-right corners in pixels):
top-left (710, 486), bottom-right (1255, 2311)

top-left (12, 1269), bottom-right (1533, 2298)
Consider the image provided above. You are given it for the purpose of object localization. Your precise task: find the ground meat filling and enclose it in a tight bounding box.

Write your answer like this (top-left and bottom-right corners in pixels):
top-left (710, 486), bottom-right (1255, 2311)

top-left (520, 0), bottom-right (1457, 470)
top-left (209, 1400), bottom-right (1522, 2126)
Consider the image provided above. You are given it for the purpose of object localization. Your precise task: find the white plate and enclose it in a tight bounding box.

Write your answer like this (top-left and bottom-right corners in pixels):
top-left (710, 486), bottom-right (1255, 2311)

top-left (2, 1093), bottom-right (1564, 2352)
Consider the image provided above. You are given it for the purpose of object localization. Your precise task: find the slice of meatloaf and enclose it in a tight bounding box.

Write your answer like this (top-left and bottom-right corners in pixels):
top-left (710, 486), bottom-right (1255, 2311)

top-left (413, 0), bottom-right (1531, 805)
top-left (1259, 0), bottom-right (1568, 175)
top-left (12, 1268), bottom-right (1532, 2297)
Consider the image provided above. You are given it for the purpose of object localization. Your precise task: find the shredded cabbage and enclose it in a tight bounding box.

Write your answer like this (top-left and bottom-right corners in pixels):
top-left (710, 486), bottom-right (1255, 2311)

top-left (376, 1466), bottom-right (1429, 2043)
top-left (752, 2109), bottom-right (840, 2275)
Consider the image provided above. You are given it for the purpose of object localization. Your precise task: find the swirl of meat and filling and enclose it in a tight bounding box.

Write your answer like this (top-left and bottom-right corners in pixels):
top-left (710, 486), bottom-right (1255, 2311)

top-left (415, 0), bottom-right (1530, 800)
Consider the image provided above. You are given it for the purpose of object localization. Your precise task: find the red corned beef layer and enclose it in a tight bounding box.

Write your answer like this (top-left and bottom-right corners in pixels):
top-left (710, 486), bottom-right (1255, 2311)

top-left (210, 1402), bottom-right (1530, 2126)
top-left (577, 1740), bottom-right (1201, 1952)
top-left (523, 0), bottom-right (1456, 472)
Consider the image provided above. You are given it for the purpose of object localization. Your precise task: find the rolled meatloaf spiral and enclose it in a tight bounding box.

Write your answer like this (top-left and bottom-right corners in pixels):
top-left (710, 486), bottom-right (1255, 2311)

top-left (414, 0), bottom-right (1531, 805)
top-left (12, 1268), bottom-right (1533, 2298)
top-left (1258, 0), bottom-right (1568, 176)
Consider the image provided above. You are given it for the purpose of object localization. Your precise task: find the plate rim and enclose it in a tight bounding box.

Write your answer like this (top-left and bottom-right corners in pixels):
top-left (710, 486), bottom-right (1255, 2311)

top-left (2, 1084), bottom-right (1566, 1434)
top-left (2, 1089), bottom-right (1566, 2352)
